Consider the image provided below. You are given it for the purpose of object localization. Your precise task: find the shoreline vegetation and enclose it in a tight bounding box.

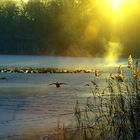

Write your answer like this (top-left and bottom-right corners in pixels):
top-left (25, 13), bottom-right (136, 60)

top-left (0, 67), bottom-right (96, 74)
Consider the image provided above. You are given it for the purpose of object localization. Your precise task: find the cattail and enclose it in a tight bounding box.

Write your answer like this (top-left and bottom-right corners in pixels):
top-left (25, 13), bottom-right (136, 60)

top-left (136, 59), bottom-right (140, 72)
top-left (128, 54), bottom-right (133, 68)
top-left (134, 59), bottom-right (140, 78)
top-left (116, 65), bottom-right (124, 82)
top-left (118, 65), bottom-right (122, 76)
top-left (133, 67), bottom-right (139, 79)
top-left (109, 73), bottom-right (115, 80)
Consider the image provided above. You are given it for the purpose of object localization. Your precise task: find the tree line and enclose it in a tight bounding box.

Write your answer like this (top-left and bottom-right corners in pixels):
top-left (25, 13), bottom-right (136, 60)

top-left (0, 0), bottom-right (140, 57)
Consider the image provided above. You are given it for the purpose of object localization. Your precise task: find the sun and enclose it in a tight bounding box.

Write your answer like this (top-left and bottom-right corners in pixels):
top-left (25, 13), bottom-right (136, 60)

top-left (111, 0), bottom-right (122, 11)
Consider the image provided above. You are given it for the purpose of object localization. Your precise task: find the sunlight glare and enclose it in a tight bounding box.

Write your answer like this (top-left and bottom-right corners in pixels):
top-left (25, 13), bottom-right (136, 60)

top-left (96, 0), bottom-right (140, 30)
top-left (111, 0), bottom-right (122, 11)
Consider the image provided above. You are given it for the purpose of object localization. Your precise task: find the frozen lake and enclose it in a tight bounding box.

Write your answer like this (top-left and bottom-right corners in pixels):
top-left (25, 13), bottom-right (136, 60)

top-left (0, 55), bottom-right (129, 139)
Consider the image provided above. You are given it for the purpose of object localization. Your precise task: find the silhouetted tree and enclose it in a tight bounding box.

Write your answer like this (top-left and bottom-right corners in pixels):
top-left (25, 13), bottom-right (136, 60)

top-left (0, 0), bottom-right (139, 57)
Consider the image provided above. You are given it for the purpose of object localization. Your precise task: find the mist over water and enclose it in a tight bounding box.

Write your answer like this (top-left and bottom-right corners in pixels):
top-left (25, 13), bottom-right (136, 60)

top-left (0, 55), bottom-right (127, 69)
top-left (104, 40), bottom-right (123, 67)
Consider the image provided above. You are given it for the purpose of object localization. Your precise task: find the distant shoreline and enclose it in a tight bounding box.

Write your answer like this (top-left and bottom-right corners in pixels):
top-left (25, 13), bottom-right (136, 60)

top-left (0, 67), bottom-right (96, 74)
top-left (0, 64), bottom-right (127, 74)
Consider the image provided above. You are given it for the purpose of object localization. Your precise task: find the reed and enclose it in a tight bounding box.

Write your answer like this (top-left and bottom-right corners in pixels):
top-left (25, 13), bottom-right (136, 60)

top-left (72, 68), bottom-right (140, 140)
top-left (48, 62), bottom-right (140, 140)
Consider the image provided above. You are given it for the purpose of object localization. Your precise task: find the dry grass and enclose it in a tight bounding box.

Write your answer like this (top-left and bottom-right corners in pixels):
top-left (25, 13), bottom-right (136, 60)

top-left (48, 66), bottom-right (140, 140)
